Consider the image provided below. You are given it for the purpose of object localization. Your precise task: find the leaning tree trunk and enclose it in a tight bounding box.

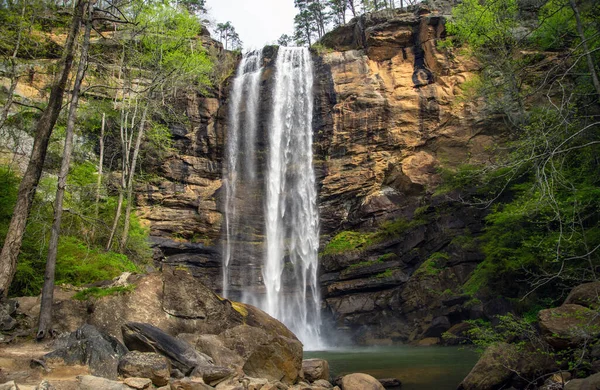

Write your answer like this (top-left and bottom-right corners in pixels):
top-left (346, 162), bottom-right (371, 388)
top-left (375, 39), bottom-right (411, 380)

top-left (119, 105), bottom-right (148, 252)
top-left (37, 1), bottom-right (92, 339)
top-left (0, 0), bottom-right (85, 298)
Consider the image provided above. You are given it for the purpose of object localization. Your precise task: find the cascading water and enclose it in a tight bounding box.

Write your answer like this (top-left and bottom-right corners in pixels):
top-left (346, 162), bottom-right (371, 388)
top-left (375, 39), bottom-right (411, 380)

top-left (222, 47), bottom-right (324, 349)
top-left (222, 49), bottom-right (264, 300)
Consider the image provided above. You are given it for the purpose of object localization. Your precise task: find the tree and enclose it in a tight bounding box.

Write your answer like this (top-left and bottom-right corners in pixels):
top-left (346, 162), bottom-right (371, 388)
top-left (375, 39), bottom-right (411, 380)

top-left (278, 34), bottom-right (292, 46)
top-left (37, 0), bottom-right (93, 339)
top-left (0, 0), bottom-right (85, 298)
top-left (215, 21), bottom-right (242, 50)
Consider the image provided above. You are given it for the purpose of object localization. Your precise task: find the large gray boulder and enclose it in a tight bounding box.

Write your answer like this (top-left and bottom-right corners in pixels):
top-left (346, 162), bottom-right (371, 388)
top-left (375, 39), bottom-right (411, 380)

top-left (122, 322), bottom-right (213, 376)
top-left (43, 324), bottom-right (128, 380)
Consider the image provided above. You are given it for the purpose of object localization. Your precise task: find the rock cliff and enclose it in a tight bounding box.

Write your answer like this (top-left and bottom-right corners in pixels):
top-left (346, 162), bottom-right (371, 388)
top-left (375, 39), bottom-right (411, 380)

top-left (138, 6), bottom-right (506, 344)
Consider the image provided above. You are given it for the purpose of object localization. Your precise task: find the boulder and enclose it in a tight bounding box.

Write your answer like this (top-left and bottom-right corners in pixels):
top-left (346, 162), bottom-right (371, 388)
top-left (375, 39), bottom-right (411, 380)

top-left (122, 322), bottom-right (213, 375)
top-left (302, 359), bottom-right (330, 382)
top-left (0, 300), bottom-right (18, 331)
top-left (117, 351), bottom-right (170, 386)
top-left (43, 324), bottom-right (128, 380)
top-left (170, 378), bottom-right (215, 390)
top-left (443, 322), bottom-right (472, 346)
top-left (35, 380), bottom-right (55, 390)
top-left (414, 337), bottom-right (440, 346)
top-left (565, 282), bottom-right (600, 309)
top-left (191, 365), bottom-right (234, 386)
top-left (220, 325), bottom-right (303, 384)
top-left (0, 381), bottom-right (18, 390)
top-left (123, 377), bottom-right (152, 389)
top-left (340, 373), bottom-right (384, 390)
top-left (180, 334), bottom-right (245, 370)
top-left (538, 304), bottom-right (600, 349)
top-left (565, 372), bottom-right (600, 390)
top-left (423, 316), bottom-right (450, 337)
top-left (77, 375), bottom-right (126, 390)
top-left (457, 343), bottom-right (517, 390)
top-left (313, 379), bottom-right (333, 388)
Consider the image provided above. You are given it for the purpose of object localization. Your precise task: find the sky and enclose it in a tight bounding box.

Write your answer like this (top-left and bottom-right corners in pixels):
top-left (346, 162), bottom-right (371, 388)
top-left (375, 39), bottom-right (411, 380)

top-left (205, 0), bottom-right (297, 50)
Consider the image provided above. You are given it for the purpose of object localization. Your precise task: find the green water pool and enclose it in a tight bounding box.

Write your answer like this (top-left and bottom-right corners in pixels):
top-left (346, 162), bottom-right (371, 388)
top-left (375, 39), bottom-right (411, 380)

top-left (304, 346), bottom-right (478, 390)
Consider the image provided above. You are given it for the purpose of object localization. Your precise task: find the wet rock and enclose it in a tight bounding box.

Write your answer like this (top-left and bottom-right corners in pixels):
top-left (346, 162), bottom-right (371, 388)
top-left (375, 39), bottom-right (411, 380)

top-left (122, 322), bottom-right (213, 376)
top-left (538, 304), bottom-right (600, 349)
top-left (377, 378), bottom-right (401, 389)
top-left (302, 359), bottom-right (330, 382)
top-left (414, 337), bottom-right (440, 346)
top-left (340, 373), bottom-right (384, 390)
top-left (77, 375), bottom-right (126, 390)
top-left (118, 351), bottom-right (170, 386)
top-left (43, 324), bottom-right (128, 380)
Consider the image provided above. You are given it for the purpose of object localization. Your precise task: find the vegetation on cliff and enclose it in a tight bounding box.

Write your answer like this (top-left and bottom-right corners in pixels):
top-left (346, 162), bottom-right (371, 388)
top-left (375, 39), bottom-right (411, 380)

top-left (0, 0), bottom-right (235, 337)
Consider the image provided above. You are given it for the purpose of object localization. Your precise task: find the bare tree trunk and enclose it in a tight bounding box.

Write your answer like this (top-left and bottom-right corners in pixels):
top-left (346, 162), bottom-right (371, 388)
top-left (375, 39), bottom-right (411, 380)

top-left (0, 0), bottom-right (85, 298)
top-left (91, 112), bottom-right (105, 242)
top-left (37, 0), bottom-right (92, 340)
top-left (348, 0), bottom-right (357, 16)
top-left (569, 0), bottom-right (600, 98)
top-left (119, 105), bottom-right (148, 252)
top-left (105, 110), bottom-right (129, 251)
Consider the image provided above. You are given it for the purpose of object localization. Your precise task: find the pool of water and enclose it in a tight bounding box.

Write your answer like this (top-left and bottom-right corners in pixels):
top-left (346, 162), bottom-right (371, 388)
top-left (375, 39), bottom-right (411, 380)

top-left (304, 346), bottom-right (478, 390)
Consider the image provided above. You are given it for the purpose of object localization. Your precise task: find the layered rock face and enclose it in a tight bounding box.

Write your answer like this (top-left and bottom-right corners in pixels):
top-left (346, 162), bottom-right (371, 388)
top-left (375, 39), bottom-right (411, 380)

top-left (310, 7), bottom-right (503, 343)
top-left (137, 6), bottom-right (504, 344)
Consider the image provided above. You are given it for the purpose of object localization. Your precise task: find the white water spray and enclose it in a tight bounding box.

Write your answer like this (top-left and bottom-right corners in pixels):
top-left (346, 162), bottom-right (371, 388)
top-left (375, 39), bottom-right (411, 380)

top-left (223, 47), bottom-right (323, 349)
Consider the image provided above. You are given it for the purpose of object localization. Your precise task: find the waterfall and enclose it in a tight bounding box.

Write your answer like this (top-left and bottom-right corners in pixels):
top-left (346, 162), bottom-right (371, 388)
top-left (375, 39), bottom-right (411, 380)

top-left (222, 50), bottom-right (263, 299)
top-left (223, 47), bottom-right (323, 350)
top-left (264, 47), bottom-right (322, 349)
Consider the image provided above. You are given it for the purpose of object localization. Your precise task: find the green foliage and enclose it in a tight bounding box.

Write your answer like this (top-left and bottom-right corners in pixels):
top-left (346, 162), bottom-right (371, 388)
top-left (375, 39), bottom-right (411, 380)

top-left (414, 252), bottom-right (449, 277)
top-left (11, 236), bottom-right (141, 296)
top-left (0, 167), bottom-right (19, 242)
top-left (376, 269), bottom-right (394, 278)
top-left (346, 258), bottom-right (383, 271)
top-left (322, 217), bottom-right (426, 255)
top-left (133, 4), bottom-right (213, 91)
top-left (73, 285), bottom-right (136, 301)
top-left (322, 231), bottom-right (375, 255)
top-left (447, 0), bottom-right (519, 49)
